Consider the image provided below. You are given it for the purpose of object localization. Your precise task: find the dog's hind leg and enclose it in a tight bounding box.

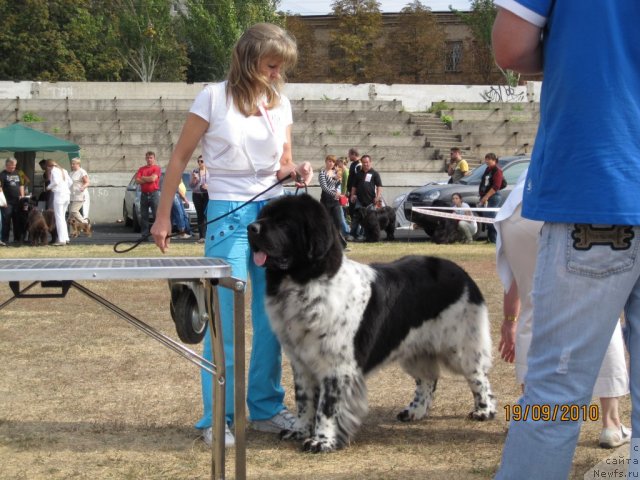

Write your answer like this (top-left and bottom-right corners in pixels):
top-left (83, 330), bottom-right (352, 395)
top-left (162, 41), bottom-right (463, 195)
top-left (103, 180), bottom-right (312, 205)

top-left (397, 356), bottom-right (440, 422)
top-left (303, 370), bottom-right (367, 453)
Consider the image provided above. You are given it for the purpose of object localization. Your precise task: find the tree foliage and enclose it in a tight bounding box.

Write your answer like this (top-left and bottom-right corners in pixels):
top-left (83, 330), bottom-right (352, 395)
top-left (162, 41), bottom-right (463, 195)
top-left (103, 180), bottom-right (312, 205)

top-left (385, 1), bottom-right (445, 84)
top-left (328, 0), bottom-right (383, 83)
top-left (113, 0), bottom-right (188, 82)
top-left (285, 15), bottom-right (320, 82)
top-left (453, 0), bottom-right (501, 84)
top-left (0, 0), bottom-right (282, 83)
top-left (178, 0), bottom-right (282, 83)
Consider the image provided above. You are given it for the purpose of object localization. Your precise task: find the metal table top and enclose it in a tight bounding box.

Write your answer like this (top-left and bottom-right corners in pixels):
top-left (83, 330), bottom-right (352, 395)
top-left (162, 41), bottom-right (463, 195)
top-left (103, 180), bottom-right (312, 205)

top-left (0, 257), bottom-right (231, 282)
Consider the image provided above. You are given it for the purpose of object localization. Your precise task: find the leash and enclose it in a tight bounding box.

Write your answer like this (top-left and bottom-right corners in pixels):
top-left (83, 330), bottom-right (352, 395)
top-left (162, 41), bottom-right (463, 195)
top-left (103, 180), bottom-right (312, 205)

top-left (114, 174), bottom-right (303, 254)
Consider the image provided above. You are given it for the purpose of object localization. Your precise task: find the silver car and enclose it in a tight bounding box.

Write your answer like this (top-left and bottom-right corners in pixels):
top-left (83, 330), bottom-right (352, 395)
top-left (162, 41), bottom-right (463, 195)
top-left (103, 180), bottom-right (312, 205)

top-left (122, 171), bottom-right (197, 233)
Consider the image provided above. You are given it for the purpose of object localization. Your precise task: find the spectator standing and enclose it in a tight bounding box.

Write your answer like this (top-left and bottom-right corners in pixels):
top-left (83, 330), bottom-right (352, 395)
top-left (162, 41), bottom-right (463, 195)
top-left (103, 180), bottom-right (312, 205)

top-left (0, 158), bottom-right (24, 244)
top-left (447, 147), bottom-right (469, 183)
top-left (478, 152), bottom-right (503, 243)
top-left (150, 23), bottom-right (312, 447)
top-left (190, 155), bottom-right (209, 243)
top-left (318, 155), bottom-right (348, 246)
top-left (135, 151), bottom-right (161, 237)
top-left (37, 159), bottom-right (52, 209)
top-left (348, 154), bottom-right (383, 240)
top-left (68, 158), bottom-right (90, 224)
top-left (171, 179), bottom-right (192, 239)
top-left (492, 1), bottom-right (640, 478)
top-left (45, 160), bottom-right (71, 246)
top-left (345, 147), bottom-right (361, 221)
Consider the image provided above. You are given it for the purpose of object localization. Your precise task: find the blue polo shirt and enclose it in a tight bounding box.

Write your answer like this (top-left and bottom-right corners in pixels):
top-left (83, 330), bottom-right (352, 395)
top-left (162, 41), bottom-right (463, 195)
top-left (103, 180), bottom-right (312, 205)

top-left (496, 0), bottom-right (640, 225)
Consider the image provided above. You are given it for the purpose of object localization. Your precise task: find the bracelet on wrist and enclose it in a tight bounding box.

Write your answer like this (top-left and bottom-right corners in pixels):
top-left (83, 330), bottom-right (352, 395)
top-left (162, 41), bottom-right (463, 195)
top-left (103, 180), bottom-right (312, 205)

top-left (504, 315), bottom-right (518, 322)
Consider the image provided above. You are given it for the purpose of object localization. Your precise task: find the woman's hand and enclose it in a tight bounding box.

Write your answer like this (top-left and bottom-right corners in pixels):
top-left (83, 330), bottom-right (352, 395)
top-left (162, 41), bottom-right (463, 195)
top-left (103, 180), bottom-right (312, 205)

top-left (151, 216), bottom-right (172, 253)
top-left (498, 320), bottom-right (517, 363)
top-left (294, 162), bottom-right (313, 187)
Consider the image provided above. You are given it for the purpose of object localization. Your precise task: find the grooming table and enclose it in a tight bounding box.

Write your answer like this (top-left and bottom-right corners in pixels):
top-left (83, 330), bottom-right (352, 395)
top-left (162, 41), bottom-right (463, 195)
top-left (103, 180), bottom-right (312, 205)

top-left (0, 257), bottom-right (246, 480)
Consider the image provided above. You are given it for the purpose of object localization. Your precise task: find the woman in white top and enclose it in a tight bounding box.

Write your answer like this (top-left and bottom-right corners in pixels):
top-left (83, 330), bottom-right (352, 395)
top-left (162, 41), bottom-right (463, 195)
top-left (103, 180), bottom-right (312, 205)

top-left (45, 160), bottom-right (71, 245)
top-left (451, 193), bottom-right (477, 243)
top-left (151, 23), bottom-right (312, 447)
top-left (68, 158), bottom-right (90, 224)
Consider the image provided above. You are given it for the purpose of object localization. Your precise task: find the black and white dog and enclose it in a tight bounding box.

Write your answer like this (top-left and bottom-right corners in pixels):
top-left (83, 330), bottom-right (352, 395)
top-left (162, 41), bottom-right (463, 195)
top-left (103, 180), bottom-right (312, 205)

top-left (247, 194), bottom-right (495, 453)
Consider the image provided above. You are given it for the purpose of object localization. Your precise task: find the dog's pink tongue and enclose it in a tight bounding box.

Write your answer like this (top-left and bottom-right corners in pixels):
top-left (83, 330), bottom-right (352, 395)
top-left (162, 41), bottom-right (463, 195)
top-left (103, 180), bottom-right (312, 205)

top-left (253, 251), bottom-right (267, 267)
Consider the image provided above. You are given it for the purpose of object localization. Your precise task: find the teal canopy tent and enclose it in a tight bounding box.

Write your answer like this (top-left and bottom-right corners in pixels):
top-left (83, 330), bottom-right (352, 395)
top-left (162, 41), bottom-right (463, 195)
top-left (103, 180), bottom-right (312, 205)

top-left (0, 123), bottom-right (79, 158)
top-left (0, 123), bottom-right (81, 194)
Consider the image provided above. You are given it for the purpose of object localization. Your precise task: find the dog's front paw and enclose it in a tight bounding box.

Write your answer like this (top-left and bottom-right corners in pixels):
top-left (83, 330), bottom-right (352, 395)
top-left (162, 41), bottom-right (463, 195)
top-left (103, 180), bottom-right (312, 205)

top-left (302, 437), bottom-right (336, 453)
top-left (468, 409), bottom-right (496, 421)
top-left (397, 409), bottom-right (416, 422)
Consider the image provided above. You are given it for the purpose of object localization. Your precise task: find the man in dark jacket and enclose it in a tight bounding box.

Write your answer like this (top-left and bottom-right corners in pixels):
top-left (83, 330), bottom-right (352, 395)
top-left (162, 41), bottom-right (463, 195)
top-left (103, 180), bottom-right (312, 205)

top-left (0, 157), bottom-right (25, 244)
top-left (478, 152), bottom-right (504, 243)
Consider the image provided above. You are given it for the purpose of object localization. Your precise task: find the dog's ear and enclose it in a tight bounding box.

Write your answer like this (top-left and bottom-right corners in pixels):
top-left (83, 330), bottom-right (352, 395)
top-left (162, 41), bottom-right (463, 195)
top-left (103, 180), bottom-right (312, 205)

top-left (301, 196), bottom-right (335, 261)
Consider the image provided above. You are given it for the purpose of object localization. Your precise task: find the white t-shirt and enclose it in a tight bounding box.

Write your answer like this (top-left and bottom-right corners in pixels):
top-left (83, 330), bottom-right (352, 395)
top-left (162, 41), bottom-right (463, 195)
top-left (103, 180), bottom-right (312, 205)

top-left (70, 167), bottom-right (88, 202)
top-left (189, 81), bottom-right (293, 201)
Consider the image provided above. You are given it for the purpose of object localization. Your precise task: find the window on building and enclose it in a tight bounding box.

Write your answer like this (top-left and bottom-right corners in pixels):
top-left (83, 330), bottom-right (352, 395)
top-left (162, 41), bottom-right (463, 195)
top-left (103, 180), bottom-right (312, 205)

top-left (445, 41), bottom-right (463, 73)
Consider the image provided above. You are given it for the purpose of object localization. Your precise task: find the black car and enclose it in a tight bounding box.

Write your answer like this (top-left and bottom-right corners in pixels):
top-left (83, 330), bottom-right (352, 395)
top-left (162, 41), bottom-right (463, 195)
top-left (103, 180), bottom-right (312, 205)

top-left (403, 156), bottom-right (530, 237)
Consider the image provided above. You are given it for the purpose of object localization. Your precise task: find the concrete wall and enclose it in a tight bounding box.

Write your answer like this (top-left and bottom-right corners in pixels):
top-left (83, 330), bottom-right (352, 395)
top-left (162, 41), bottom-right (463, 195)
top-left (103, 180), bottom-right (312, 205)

top-left (1, 80), bottom-right (542, 110)
top-left (0, 81), bottom-right (541, 223)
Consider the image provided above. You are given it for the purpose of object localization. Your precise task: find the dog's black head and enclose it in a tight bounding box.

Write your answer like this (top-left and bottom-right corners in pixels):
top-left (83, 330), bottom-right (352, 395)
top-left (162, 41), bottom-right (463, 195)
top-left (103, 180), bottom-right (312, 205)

top-left (248, 194), bottom-right (343, 286)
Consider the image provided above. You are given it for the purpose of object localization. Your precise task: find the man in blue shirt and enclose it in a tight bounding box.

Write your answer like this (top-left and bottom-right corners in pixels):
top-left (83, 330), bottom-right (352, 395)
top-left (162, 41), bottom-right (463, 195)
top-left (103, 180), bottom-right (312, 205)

top-left (493, 1), bottom-right (640, 478)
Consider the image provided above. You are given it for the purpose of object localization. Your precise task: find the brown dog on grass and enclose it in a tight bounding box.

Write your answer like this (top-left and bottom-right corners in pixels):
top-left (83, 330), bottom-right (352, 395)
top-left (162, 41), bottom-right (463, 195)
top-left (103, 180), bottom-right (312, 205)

top-left (27, 209), bottom-right (49, 246)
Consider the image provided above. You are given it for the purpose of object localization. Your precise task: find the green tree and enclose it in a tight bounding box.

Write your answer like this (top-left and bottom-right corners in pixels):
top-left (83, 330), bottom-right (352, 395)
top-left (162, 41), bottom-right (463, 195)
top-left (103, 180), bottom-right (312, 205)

top-left (0, 0), bottom-right (86, 81)
top-left (328, 0), bottom-right (383, 83)
top-left (64, 3), bottom-right (125, 81)
top-left (285, 15), bottom-right (320, 82)
top-left (179, 0), bottom-right (282, 83)
top-left (453, 0), bottom-right (501, 84)
top-left (385, 1), bottom-right (445, 84)
top-left (114, 0), bottom-right (188, 82)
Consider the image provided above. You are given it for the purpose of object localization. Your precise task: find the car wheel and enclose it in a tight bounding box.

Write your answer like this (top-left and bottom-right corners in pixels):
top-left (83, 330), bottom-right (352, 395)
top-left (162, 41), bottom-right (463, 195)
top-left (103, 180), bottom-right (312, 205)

top-left (123, 201), bottom-right (132, 227)
top-left (132, 205), bottom-right (141, 233)
top-left (170, 286), bottom-right (207, 344)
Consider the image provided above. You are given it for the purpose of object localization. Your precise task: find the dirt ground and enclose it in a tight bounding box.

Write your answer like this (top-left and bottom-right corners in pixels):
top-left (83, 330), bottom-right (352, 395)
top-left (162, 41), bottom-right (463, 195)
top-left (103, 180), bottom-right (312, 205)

top-left (0, 243), bottom-right (630, 479)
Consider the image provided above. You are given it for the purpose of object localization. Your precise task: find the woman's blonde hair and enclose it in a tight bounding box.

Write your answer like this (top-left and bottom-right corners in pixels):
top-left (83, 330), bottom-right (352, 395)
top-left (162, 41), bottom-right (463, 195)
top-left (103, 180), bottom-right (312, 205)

top-left (227, 23), bottom-right (297, 117)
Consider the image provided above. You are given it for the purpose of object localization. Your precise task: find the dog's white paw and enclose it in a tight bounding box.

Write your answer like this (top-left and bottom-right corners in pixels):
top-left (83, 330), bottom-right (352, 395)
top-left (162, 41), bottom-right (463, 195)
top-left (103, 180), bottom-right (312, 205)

top-left (302, 437), bottom-right (337, 453)
top-left (468, 408), bottom-right (496, 421)
top-left (397, 409), bottom-right (421, 422)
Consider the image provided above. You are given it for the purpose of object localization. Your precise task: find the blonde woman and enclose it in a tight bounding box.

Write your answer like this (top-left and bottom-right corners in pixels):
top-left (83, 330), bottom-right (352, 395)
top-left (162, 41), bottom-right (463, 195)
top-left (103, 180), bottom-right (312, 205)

top-left (69, 158), bottom-right (90, 224)
top-left (45, 160), bottom-right (71, 245)
top-left (151, 23), bottom-right (312, 447)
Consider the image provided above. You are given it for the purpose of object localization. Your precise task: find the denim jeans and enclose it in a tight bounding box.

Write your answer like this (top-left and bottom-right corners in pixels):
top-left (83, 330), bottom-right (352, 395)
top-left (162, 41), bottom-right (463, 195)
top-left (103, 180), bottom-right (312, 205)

top-left (496, 222), bottom-right (640, 479)
top-left (140, 190), bottom-right (160, 236)
top-left (195, 199), bottom-right (285, 428)
top-left (484, 192), bottom-right (502, 243)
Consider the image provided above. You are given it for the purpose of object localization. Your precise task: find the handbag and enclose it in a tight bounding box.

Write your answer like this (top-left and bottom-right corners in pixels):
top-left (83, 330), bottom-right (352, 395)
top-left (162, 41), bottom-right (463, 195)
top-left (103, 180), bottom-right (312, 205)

top-left (339, 194), bottom-right (348, 207)
top-left (0, 191), bottom-right (6, 208)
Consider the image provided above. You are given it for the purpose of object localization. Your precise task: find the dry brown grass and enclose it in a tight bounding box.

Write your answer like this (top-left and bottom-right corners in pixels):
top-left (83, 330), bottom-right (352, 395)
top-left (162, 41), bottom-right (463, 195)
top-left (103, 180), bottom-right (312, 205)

top-left (0, 242), bottom-right (628, 479)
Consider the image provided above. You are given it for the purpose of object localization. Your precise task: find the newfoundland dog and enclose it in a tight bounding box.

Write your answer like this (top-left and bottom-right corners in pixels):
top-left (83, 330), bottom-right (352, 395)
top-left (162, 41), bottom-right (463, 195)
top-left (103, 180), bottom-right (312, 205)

top-left (247, 194), bottom-right (495, 453)
top-left (352, 205), bottom-right (396, 242)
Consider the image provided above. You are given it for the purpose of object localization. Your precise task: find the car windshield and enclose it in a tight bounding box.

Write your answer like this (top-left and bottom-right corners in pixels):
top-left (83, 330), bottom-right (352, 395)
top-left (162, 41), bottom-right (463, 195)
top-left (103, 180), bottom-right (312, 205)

top-left (458, 164), bottom-right (487, 185)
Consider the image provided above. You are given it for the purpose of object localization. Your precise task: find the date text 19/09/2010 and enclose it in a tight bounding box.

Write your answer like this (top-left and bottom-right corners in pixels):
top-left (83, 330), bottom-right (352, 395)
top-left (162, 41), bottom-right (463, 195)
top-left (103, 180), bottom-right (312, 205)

top-left (504, 404), bottom-right (599, 422)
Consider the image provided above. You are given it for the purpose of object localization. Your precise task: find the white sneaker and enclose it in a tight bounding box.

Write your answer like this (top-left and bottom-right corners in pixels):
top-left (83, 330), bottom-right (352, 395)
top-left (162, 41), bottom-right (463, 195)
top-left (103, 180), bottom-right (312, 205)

top-left (599, 425), bottom-right (631, 448)
top-left (249, 408), bottom-right (297, 433)
top-left (179, 233), bottom-right (192, 239)
top-left (202, 424), bottom-right (235, 448)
